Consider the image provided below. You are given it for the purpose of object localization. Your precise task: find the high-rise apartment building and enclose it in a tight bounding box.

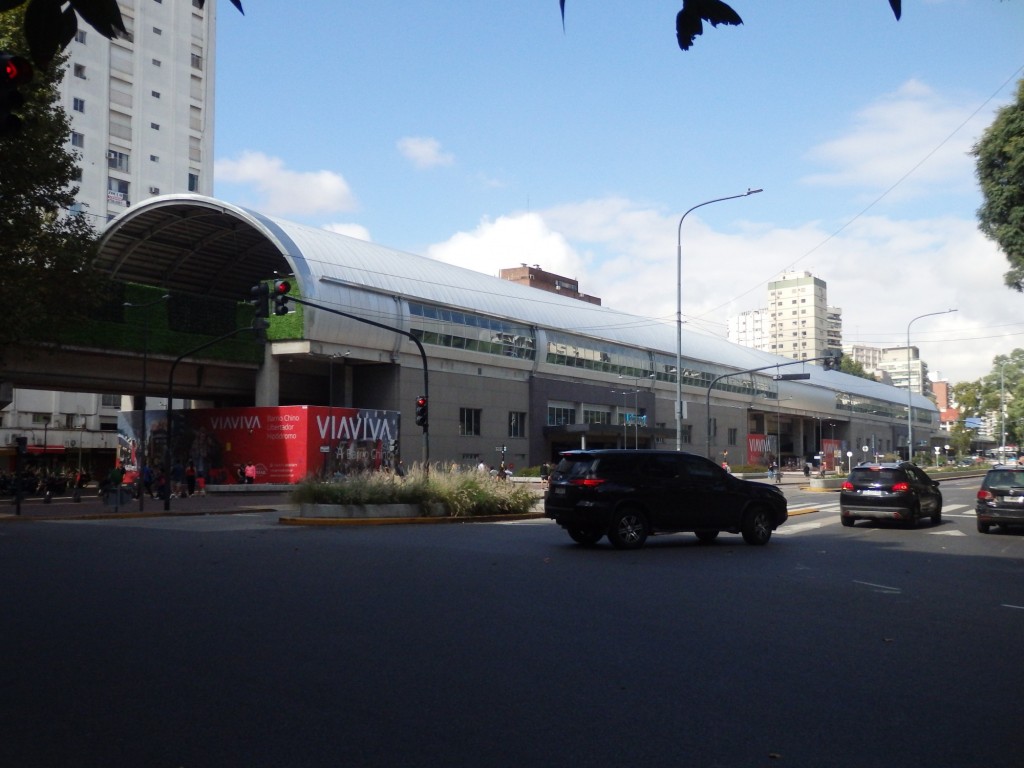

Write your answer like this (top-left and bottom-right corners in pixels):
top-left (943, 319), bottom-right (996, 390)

top-left (728, 271), bottom-right (842, 363)
top-left (60, 0), bottom-right (216, 224)
top-left (2, 2), bottom-right (217, 470)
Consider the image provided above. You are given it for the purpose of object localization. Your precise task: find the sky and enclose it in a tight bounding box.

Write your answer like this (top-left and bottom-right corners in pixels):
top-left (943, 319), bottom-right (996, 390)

top-left (211, 1), bottom-right (1024, 385)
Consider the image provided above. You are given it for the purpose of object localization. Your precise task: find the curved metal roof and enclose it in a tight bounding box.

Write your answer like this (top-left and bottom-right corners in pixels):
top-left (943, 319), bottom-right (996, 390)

top-left (96, 194), bottom-right (935, 414)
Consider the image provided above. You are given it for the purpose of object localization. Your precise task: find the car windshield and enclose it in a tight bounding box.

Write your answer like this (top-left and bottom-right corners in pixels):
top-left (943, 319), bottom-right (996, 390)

top-left (986, 470), bottom-right (1024, 488)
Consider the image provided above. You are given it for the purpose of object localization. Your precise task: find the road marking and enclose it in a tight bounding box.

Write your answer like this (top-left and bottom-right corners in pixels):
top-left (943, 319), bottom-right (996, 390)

top-left (1002, 604), bottom-right (1024, 611)
top-left (928, 529), bottom-right (967, 536)
top-left (853, 580), bottom-right (901, 594)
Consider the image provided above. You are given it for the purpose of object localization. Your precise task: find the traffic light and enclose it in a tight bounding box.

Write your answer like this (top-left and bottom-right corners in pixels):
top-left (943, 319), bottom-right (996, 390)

top-left (414, 396), bottom-right (428, 429)
top-left (250, 282), bottom-right (270, 319)
top-left (1, 53), bottom-right (33, 136)
top-left (823, 350), bottom-right (843, 371)
top-left (273, 280), bottom-right (291, 315)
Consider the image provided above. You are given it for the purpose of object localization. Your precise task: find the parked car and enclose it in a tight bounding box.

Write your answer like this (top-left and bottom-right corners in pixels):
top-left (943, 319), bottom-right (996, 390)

top-left (839, 462), bottom-right (942, 527)
top-left (543, 449), bottom-right (788, 549)
top-left (975, 464), bottom-right (1024, 534)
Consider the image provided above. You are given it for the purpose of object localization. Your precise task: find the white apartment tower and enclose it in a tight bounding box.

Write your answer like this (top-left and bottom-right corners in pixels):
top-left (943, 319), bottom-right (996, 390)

top-left (60, 0), bottom-right (216, 224)
top-left (0, 2), bottom-right (217, 467)
top-left (728, 271), bottom-right (842, 363)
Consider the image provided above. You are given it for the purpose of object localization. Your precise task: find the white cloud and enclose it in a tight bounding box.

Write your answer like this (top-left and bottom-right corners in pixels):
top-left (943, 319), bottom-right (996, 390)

top-left (322, 222), bottom-right (372, 242)
top-left (426, 196), bottom-right (1022, 383)
top-left (801, 79), bottom-right (990, 201)
top-left (214, 151), bottom-right (357, 216)
top-left (426, 212), bottom-right (585, 278)
top-left (397, 136), bottom-right (455, 169)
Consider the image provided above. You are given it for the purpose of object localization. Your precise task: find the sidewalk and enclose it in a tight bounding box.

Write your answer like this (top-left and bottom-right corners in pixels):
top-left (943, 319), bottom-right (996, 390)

top-left (0, 487), bottom-right (298, 522)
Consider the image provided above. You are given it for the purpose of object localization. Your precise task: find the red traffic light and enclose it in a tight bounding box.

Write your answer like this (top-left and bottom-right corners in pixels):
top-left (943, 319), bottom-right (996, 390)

top-left (274, 280), bottom-right (291, 296)
top-left (2, 54), bottom-right (32, 86)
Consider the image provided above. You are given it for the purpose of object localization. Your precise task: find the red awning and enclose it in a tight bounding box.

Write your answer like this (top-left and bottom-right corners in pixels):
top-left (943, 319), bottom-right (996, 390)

top-left (26, 445), bottom-right (66, 455)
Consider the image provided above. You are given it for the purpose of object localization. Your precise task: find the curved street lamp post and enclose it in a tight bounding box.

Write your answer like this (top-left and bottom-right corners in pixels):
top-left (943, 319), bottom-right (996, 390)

top-left (906, 309), bottom-right (956, 462)
top-left (676, 189), bottom-right (762, 450)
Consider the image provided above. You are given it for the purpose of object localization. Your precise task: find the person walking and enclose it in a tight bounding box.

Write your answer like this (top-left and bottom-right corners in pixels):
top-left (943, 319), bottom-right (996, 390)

top-left (185, 460), bottom-right (197, 497)
top-left (244, 461), bottom-right (257, 484)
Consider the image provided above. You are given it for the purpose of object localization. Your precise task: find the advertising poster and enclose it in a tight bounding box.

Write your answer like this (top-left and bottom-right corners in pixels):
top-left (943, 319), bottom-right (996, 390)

top-left (747, 433), bottom-right (775, 466)
top-left (118, 405), bottom-right (400, 485)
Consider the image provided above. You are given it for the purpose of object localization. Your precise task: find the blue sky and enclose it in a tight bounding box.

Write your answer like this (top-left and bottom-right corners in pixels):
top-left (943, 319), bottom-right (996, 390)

top-left (212, 1), bottom-right (1024, 383)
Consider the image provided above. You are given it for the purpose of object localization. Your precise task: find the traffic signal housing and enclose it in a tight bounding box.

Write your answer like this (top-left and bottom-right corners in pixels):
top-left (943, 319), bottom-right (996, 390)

top-left (250, 282), bottom-right (270, 319)
top-left (273, 280), bottom-right (291, 315)
top-left (823, 350), bottom-right (843, 371)
top-left (1, 53), bottom-right (33, 136)
top-left (414, 396), bottom-right (428, 429)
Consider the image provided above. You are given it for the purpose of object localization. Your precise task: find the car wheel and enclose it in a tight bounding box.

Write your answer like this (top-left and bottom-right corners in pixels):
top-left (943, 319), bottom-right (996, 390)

top-left (607, 508), bottom-right (648, 550)
top-left (977, 519), bottom-right (990, 534)
top-left (741, 506), bottom-right (772, 545)
top-left (695, 529), bottom-right (719, 543)
top-left (840, 516), bottom-right (855, 527)
top-left (567, 527), bottom-right (603, 546)
top-left (931, 505), bottom-right (942, 526)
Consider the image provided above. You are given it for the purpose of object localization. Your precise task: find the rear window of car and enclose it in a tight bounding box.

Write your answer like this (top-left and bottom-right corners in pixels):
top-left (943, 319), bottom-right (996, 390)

top-left (554, 456), bottom-right (598, 479)
top-left (984, 470), bottom-right (1024, 488)
top-left (850, 468), bottom-right (903, 485)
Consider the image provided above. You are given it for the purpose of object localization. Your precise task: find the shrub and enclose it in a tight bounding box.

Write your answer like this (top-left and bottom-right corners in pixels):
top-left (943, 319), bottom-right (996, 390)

top-left (290, 466), bottom-right (538, 517)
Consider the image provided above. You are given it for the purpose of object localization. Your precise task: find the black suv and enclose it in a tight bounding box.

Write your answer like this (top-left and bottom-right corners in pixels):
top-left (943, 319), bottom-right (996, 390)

top-left (544, 449), bottom-right (788, 549)
top-left (839, 462), bottom-right (942, 527)
top-left (975, 464), bottom-right (1024, 534)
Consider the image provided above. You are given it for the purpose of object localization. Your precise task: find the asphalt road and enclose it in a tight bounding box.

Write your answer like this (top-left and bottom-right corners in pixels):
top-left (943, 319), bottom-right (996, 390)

top-left (1, 478), bottom-right (1021, 767)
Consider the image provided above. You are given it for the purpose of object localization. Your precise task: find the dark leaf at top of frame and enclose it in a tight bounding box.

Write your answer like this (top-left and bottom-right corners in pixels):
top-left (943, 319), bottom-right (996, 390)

top-left (889, 0), bottom-right (901, 21)
top-left (69, 0), bottom-right (126, 39)
top-left (23, 0), bottom-right (77, 69)
top-left (676, 0), bottom-right (742, 51)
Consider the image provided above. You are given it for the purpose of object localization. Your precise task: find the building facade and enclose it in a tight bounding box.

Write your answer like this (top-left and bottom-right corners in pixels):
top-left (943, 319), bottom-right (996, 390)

top-left (728, 271), bottom-right (842, 363)
top-left (2, 1), bottom-right (217, 474)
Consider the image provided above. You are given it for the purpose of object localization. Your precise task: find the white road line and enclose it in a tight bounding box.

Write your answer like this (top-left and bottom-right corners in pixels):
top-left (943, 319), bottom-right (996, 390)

top-left (928, 529), bottom-right (967, 536)
top-left (853, 579), bottom-right (902, 594)
top-left (1002, 604), bottom-right (1024, 611)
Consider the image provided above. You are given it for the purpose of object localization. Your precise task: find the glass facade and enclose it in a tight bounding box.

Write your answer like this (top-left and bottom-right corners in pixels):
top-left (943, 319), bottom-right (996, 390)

top-left (409, 302), bottom-right (535, 360)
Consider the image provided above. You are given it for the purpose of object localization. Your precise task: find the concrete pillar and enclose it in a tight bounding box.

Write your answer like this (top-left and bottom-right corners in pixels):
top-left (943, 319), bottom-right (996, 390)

top-left (254, 345), bottom-right (280, 406)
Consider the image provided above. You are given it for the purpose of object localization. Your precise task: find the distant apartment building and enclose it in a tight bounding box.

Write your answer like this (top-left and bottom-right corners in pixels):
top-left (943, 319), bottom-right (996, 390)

top-left (499, 265), bottom-right (601, 305)
top-left (876, 346), bottom-right (932, 398)
top-left (2, 1), bottom-right (217, 470)
top-left (727, 271), bottom-right (842, 364)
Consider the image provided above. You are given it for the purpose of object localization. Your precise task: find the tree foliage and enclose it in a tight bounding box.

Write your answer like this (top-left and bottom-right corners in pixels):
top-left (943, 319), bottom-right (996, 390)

top-left (0, 0), bottom-right (243, 68)
top-left (952, 348), bottom-right (1024, 447)
top-left (838, 355), bottom-right (874, 381)
top-left (973, 77), bottom-right (1024, 291)
top-left (0, 9), bottom-right (103, 356)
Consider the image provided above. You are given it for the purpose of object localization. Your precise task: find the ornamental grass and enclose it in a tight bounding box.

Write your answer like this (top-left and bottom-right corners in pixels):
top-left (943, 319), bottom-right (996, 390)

top-left (290, 465), bottom-right (538, 517)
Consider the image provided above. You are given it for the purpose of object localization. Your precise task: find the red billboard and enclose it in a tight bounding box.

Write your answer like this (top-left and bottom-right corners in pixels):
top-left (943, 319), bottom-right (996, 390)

top-left (117, 405), bottom-right (400, 485)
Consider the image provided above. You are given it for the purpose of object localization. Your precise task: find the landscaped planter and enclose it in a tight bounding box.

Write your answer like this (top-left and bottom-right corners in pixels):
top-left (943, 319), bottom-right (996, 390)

top-left (808, 477), bottom-right (845, 491)
top-left (298, 502), bottom-right (447, 519)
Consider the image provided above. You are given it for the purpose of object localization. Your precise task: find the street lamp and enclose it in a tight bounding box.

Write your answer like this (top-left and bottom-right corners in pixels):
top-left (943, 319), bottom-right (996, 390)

top-left (124, 293), bottom-right (170, 511)
top-left (906, 309), bottom-right (956, 463)
top-left (676, 188), bottom-right (762, 451)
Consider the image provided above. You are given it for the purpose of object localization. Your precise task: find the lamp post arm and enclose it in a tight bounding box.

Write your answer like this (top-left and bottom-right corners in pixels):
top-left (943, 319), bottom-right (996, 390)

top-left (676, 188), bottom-right (762, 451)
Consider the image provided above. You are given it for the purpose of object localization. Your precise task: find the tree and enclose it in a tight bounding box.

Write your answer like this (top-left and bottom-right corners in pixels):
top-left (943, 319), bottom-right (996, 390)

top-left (952, 349), bottom-right (1024, 447)
top-left (973, 77), bottom-right (1024, 291)
top-left (0, 9), bottom-right (103, 356)
top-left (560, 1), bottom-right (902, 52)
top-left (838, 356), bottom-right (874, 381)
top-left (0, 0), bottom-right (243, 68)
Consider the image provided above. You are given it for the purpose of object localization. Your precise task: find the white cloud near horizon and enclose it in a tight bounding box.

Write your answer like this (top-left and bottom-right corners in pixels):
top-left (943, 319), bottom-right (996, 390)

top-left (214, 151), bottom-right (357, 216)
top-left (323, 222), bottom-right (373, 241)
top-left (397, 136), bottom-right (455, 169)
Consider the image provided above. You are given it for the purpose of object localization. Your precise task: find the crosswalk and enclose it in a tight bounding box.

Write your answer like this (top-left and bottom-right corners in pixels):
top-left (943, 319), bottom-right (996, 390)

top-left (789, 502), bottom-right (974, 517)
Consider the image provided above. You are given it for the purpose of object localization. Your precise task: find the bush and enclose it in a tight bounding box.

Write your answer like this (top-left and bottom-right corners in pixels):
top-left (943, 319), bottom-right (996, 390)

top-left (290, 466), bottom-right (538, 517)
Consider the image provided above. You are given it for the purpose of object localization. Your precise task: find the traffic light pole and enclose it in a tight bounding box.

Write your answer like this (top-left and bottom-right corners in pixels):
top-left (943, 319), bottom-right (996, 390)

top-left (283, 296), bottom-right (430, 475)
top-left (163, 326), bottom-right (257, 510)
top-left (704, 354), bottom-right (838, 460)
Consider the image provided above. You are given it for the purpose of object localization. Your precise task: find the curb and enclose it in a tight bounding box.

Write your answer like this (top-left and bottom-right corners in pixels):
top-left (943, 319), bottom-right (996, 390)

top-left (278, 511), bottom-right (547, 527)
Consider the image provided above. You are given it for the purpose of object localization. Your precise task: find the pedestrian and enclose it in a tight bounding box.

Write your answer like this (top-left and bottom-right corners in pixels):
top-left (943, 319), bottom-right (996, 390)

top-left (244, 460), bottom-right (256, 484)
top-left (143, 464), bottom-right (155, 498)
top-left (185, 460), bottom-right (197, 497)
top-left (171, 460), bottom-right (184, 498)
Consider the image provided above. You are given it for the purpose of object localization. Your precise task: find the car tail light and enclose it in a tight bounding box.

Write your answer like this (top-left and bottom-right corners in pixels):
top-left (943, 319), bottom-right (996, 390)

top-left (570, 477), bottom-right (606, 487)
top-left (977, 489), bottom-right (993, 501)
top-left (891, 481), bottom-right (910, 492)
top-left (841, 481), bottom-right (854, 491)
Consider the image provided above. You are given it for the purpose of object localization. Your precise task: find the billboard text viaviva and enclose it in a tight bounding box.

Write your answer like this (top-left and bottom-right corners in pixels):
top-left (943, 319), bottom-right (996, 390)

top-left (117, 406), bottom-right (400, 485)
